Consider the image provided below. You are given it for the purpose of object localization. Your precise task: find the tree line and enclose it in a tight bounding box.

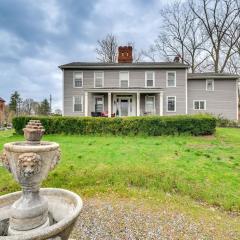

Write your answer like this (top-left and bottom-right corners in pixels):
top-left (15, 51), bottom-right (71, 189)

top-left (96, 0), bottom-right (240, 74)
top-left (0, 91), bottom-right (59, 125)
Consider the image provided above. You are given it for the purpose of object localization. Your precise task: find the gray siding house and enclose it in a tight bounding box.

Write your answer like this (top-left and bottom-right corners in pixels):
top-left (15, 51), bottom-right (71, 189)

top-left (59, 46), bottom-right (239, 120)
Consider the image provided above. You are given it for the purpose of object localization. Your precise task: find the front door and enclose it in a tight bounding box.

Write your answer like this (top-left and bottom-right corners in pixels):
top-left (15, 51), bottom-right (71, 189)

top-left (120, 99), bottom-right (129, 116)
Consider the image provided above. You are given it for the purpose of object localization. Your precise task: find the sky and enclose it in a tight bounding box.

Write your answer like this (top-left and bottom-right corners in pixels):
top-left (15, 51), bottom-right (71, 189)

top-left (0, 0), bottom-right (172, 111)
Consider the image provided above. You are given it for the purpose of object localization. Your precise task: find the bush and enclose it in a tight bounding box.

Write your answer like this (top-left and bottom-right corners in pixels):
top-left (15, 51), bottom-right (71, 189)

top-left (215, 115), bottom-right (239, 128)
top-left (12, 114), bottom-right (216, 136)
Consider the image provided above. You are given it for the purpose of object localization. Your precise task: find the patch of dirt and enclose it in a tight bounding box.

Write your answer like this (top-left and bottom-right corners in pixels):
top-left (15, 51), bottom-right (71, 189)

top-left (71, 198), bottom-right (239, 240)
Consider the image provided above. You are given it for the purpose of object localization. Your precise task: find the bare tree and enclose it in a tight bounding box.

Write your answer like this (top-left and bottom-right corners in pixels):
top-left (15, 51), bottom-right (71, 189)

top-left (127, 42), bottom-right (143, 62)
top-left (143, 1), bottom-right (207, 72)
top-left (21, 98), bottom-right (35, 115)
top-left (96, 34), bottom-right (143, 63)
top-left (96, 34), bottom-right (118, 63)
top-left (190, 0), bottom-right (240, 73)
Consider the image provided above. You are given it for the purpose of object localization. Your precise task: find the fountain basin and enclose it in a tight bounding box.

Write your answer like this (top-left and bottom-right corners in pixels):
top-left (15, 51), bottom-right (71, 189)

top-left (0, 188), bottom-right (83, 240)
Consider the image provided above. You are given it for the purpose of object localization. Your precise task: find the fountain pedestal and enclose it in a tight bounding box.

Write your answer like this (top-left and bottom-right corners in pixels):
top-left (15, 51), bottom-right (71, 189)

top-left (0, 120), bottom-right (82, 240)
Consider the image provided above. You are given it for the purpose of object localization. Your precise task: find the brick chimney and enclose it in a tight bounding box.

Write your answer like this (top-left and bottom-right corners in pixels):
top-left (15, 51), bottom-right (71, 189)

top-left (174, 54), bottom-right (181, 63)
top-left (118, 46), bottom-right (133, 63)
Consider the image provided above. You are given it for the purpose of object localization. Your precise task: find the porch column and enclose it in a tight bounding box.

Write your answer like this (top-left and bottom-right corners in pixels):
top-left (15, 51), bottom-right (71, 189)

top-left (137, 92), bottom-right (140, 116)
top-left (160, 91), bottom-right (163, 116)
top-left (84, 91), bottom-right (88, 116)
top-left (108, 92), bottom-right (111, 118)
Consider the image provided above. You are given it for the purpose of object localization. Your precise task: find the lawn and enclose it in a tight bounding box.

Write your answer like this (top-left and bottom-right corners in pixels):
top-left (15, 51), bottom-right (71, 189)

top-left (0, 128), bottom-right (240, 212)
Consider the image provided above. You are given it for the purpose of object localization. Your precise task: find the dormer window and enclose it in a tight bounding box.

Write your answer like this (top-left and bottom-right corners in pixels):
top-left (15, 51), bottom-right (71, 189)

top-left (206, 79), bottom-right (214, 91)
top-left (145, 71), bottom-right (155, 87)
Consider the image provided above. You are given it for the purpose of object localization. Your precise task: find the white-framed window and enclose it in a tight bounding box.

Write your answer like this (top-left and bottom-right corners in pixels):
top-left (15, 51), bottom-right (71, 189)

top-left (94, 72), bottom-right (104, 88)
top-left (73, 72), bottom-right (83, 88)
top-left (166, 71), bottom-right (176, 87)
top-left (206, 79), bottom-right (214, 91)
top-left (73, 96), bottom-right (83, 112)
top-left (119, 71), bottom-right (129, 88)
top-left (94, 96), bottom-right (104, 112)
top-left (145, 95), bottom-right (155, 114)
top-left (145, 71), bottom-right (155, 87)
top-left (193, 100), bottom-right (206, 110)
top-left (167, 96), bottom-right (176, 112)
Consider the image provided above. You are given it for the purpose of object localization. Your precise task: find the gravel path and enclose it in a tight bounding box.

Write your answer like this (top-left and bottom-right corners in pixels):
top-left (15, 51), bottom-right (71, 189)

top-left (70, 198), bottom-right (239, 240)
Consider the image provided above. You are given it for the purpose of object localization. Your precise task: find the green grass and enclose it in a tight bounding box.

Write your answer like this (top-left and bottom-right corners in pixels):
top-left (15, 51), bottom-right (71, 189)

top-left (0, 128), bottom-right (240, 212)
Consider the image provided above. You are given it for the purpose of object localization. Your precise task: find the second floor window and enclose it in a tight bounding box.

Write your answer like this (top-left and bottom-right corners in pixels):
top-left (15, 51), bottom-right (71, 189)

top-left (145, 71), bottom-right (155, 87)
top-left (206, 79), bottom-right (214, 91)
top-left (119, 72), bottom-right (129, 88)
top-left (94, 72), bottom-right (104, 88)
top-left (73, 72), bottom-right (83, 88)
top-left (167, 71), bottom-right (176, 87)
top-left (73, 96), bottom-right (83, 112)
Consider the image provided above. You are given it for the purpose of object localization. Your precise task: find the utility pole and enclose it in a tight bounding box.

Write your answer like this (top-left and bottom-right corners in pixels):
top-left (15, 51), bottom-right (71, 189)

top-left (49, 94), bottom-right (52, 114)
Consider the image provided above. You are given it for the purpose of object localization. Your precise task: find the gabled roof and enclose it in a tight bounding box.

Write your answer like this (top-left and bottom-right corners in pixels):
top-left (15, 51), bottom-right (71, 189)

top-left (0, 97), bottom-right (5, 102)
top-left (59, 62), bottom-right (189, 70)
top-left (188, 72), bottom-right (239, 80)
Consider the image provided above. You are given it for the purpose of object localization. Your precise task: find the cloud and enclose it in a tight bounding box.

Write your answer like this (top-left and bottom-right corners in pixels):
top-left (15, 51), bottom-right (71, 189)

top-left (0, 0), bottom-right (170, 110)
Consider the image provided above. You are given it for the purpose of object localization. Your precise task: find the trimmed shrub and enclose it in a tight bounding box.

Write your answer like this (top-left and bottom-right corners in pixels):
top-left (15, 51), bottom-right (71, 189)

top-left (12, 114), bottom-right (216, 136)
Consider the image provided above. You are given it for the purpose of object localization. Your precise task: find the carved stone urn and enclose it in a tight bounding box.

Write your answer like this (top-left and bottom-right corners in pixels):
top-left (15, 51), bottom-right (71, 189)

top-left (0, 120), bottom-right (82, 239)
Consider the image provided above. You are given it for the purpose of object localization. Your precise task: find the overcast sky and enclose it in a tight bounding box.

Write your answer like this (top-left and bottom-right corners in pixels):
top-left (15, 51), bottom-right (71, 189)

top-left (0, 0), bottom-right (172, 110)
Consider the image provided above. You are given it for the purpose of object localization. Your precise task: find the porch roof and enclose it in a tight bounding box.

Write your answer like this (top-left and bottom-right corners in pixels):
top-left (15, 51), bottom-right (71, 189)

top-left (85, 88), bottom-right (163, 93)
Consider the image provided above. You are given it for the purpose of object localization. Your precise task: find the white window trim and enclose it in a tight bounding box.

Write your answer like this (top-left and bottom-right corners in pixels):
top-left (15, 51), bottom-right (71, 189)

top-left (193, 100), bottom-right (206, 110)
top-left (145, 95), bottom-right (156, 114)
top-left (73, 95), bottom-right (83, 113)
top-left (166, 96), bottom-right (176, 112)
top-left (206, 79), bottom-right (214, 91)
top-left (166, 71), bottom-right (176, 87)
top-left (93, 95), bottom-right (105, 112)
top-left (145, 71), bottom-right (155, 88)
top-left (73, 71), bottom-right (83, 88)
top-left (94, 71), bottom-right (104, 88)
top-left (119, 71), bottom-right (129, 88)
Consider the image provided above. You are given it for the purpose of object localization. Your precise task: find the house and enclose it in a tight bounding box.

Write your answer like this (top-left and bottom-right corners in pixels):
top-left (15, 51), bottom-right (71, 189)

top-left (0, 97), bottom-right (6, 124)
top-left (59, 46), bottom-right (239, 120)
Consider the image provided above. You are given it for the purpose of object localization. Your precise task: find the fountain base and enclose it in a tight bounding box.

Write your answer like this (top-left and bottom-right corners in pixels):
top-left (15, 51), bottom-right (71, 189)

top-left (0, 188), bottom-right (82, 240)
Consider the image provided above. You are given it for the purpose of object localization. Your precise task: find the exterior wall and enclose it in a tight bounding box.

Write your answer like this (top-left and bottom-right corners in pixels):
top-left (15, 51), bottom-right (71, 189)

top-left (0, 101), bottom-right (5, 124)
top-left (188, 79), bottom-right (238, 120)
top-left (63, 69), bottom-right (187, 116)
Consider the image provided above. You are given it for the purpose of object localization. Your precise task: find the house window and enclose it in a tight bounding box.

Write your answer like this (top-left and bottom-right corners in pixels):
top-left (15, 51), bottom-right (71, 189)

top-left (73, 72), bottom-right (83, 88)
top-left (145, 71), bottom-right (155, 87)
top-left (95, 96), bottom-right (104, 112)
top-left (94, 72), bottom-right (104, 88)
top-left (167, 71), bottom-right (176, 87)
top-left (167, 96), bottom-right (176, 112)
top-left (145, 96), bottom-right (155, 114)
top-left (119, 71), bottom-right (129, 88)
top-left (73, 96), bottom-right (83, 112)
top-left (206, 79), bottom-right (214, 91)
top-left (193, 100), bottom-right (206, 110)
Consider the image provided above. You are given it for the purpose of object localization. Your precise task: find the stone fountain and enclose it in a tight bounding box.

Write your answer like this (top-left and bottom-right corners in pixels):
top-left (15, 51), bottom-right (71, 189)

top-left (0, 120), bottom-right (83, 239)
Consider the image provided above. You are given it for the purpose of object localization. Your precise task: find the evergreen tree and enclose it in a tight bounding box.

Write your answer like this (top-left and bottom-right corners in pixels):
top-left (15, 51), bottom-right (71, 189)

top-left (9, 91), bottom-right (22, 115)
top-left (38, 99), bottom-right (51, 115)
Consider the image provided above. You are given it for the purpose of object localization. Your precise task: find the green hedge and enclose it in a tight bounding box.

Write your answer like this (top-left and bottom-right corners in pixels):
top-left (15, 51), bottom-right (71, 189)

top-left (12, 115), bottom-right (216, 136)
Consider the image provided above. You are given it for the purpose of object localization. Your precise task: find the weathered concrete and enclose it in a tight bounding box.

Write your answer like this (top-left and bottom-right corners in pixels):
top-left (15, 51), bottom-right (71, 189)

top-left (0, 120), bottom-right (83, 239)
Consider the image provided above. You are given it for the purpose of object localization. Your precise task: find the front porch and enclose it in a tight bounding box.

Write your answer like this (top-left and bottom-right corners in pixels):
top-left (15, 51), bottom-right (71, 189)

top-left (84, 89), bottom-right (163, 117)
